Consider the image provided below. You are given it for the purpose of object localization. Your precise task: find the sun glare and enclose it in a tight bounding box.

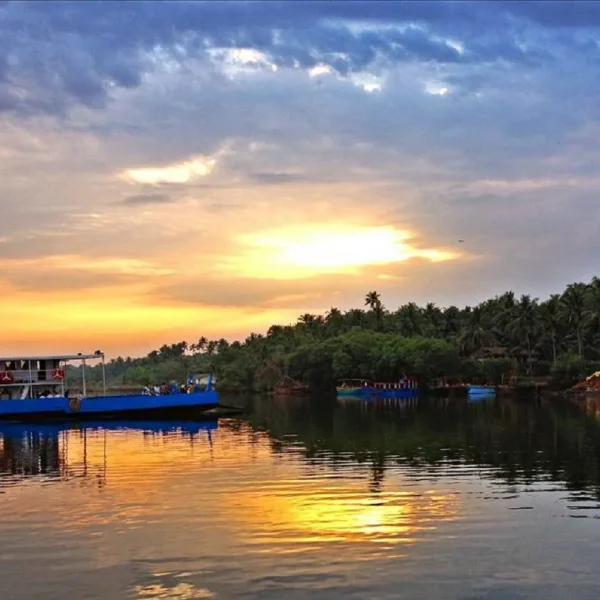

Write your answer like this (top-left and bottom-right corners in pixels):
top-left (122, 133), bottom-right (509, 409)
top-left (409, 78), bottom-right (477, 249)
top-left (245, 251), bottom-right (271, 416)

top-left (220, 225), bottom-right (457, 279)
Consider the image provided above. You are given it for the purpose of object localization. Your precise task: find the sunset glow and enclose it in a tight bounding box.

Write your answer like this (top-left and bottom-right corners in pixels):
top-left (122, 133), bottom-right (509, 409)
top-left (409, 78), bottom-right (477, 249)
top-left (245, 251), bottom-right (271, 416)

top-left (222, 225), bottom-right (458, 279)
top-left (2, 1), bottom-right (598, 356)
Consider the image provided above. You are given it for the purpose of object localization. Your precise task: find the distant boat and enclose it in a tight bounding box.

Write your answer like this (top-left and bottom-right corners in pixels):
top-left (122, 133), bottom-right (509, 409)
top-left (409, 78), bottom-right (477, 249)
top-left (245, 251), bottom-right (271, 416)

top-left (273, 376), bottom-right (309, 397)
top-left (0, 352), bottom-right (219, 421)
top-left (336, 377), bottom-right (419, 399)
top-left (466, 385), bottom-right (496, 398)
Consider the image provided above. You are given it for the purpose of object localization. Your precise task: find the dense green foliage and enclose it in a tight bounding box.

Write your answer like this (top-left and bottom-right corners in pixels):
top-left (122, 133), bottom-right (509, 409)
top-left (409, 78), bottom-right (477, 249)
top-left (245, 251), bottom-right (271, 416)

top-left (72, 278), bottom-right (600, 392)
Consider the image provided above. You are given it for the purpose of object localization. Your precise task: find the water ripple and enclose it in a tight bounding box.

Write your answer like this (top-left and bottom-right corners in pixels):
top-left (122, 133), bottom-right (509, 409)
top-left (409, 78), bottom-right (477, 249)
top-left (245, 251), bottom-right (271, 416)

top-left (0, 397), bottom-right (600, 598)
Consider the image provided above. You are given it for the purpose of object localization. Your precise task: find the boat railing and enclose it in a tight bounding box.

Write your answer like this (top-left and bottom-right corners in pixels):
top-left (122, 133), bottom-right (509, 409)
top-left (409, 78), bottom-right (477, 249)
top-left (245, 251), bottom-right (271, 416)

top-left (338, 377), bottom-right (418, 390)
top-left (0, 368), bottom-right (66, 386)
top-left (372, 378), bottom-right (418, 390)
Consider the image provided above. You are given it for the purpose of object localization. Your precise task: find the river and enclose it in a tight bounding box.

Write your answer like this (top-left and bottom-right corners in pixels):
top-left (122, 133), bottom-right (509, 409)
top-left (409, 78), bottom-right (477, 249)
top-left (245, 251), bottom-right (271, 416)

top-left (1, 394), bottom-right (600, 599)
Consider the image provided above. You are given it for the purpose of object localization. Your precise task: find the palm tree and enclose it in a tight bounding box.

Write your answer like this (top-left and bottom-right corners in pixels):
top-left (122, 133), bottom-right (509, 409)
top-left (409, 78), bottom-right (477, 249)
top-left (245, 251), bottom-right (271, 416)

top-left (192, 337), bottom-right (208, 354)
top-left (298, 313), bottom-right (316, 326)
top-left (423, 302), bottom-right (443, 337)
top-left (394, 302), bottom-right (422, 337)
top-left (345, 308), bottom-right (365, 328)
top-left (442, 306), bottom-right (461, 341)
top-left (364, 291), bottom-right (381, 309)
top-left (364, 291), bottom-right (385, 330)
top-left (585, 277), bottom-right (600, 331)
top-left (540, 294), bottom-right (561, 365)
top-left (459, 306), bottom-right (496, 355)
top-left (491, 292), bottom-right (516, 347)
top-left (216, 338), bottom-right (230, 354)
top-left (325, 307), bottom-right (344, 335)
top-left (561, 283), bottom-right (587, 357)
top-left (510, 294), bottom-right (539, 373)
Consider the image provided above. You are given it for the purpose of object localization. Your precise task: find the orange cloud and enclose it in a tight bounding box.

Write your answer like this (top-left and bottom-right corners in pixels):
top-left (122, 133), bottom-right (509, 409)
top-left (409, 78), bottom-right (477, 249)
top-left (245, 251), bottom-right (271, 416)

top-left (0, 161), bottom-right (467, 357)
top-left (0, 276), bottom-right (297, 357)
top-left (0, 212), bottom-right (465, 356)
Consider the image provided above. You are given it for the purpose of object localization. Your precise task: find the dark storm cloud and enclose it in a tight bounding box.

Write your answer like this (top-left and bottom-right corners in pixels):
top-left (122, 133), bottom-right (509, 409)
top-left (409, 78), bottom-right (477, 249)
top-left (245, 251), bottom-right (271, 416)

top-left (0, 0), bottom-right (594, 116)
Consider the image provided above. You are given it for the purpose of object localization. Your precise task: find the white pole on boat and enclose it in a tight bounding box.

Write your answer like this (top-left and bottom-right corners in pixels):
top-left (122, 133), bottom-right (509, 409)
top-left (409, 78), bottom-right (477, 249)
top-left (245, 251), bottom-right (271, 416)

top-left (27, 360), bottom-right (32, 399)
top-left (81, 359), bottom-right (87, 398)
top-left (101, 354), bottom-right (106, 397)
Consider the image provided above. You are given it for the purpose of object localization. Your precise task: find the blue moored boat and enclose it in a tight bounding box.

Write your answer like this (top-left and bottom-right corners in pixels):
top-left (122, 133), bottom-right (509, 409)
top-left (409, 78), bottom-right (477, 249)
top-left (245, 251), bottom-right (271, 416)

top-left (0, 352), bottom-right (219, 421)
top-left (466, 385), bottom-right (496, 399)
top-left (336, 377), bottom-right (419, 399)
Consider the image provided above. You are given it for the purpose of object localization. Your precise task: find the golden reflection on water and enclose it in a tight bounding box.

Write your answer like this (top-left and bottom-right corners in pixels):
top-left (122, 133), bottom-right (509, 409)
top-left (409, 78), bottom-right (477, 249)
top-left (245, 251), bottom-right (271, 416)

top-left (0, 421), bottom-right (460, 554)
top-left (233, 487), bottom-right (459, 547)
top-left (0, 419), bottom-right (463, 600)
top-left (2, 401), bottom-right (600, 600)
top-left (134, 581), bottom-right (214, 599)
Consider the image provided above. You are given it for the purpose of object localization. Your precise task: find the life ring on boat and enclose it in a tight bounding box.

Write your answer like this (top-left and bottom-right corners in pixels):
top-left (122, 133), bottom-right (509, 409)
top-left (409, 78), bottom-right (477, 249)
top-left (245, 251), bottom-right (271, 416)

top-left (69, 396), bottom-right (82, 412)
top-left (0, 370), bottom-right (13, 384)
top-left (51, 368), bottom-right (65, 381)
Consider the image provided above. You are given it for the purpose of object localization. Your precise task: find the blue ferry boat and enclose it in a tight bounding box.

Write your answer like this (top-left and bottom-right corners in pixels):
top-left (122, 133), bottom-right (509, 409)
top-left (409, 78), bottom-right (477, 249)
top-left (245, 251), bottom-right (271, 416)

top-left (0, 352), bottom-right (219, 420)
top-left (336, 377), bottom-right (419, 399)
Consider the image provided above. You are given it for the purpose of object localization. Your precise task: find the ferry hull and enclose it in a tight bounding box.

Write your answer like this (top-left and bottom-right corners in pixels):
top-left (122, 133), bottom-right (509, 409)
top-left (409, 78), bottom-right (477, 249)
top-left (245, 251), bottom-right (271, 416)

top-left (336, 387), bottom-right (418, 400)
top-left (0, 391), bottom-right (219, 421)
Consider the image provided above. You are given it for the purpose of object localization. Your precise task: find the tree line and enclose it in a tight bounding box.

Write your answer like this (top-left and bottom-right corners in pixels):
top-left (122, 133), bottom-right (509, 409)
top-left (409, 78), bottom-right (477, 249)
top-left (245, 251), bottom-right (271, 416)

top-left (72, 277), bottom-right (600, 392)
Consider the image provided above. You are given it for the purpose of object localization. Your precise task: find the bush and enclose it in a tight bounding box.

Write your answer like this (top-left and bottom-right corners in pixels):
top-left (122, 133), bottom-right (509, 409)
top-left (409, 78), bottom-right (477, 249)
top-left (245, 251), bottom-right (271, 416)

top-left (550, 352), bottom-right (598, 389)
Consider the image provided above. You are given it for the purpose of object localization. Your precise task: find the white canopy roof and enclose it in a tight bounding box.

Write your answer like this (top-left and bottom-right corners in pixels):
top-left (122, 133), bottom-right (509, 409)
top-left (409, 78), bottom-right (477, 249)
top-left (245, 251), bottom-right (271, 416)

top-left (0, 352), bottom-right (104, 363)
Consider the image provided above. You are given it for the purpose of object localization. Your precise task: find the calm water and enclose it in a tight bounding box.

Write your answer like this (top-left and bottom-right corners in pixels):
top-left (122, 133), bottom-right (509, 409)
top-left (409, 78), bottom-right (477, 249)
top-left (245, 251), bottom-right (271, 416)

top-left (2, 395), bottom-right (600, 599)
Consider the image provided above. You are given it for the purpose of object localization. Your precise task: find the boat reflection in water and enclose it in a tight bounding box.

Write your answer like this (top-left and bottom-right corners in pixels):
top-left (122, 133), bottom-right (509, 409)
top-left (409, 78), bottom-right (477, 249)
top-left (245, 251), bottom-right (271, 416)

top-left (337, 377), bottom-right (419, 400)
top-left (0, 420), bottom-right (217, 487)
top-left (3, 395), bottom-right (600, 599)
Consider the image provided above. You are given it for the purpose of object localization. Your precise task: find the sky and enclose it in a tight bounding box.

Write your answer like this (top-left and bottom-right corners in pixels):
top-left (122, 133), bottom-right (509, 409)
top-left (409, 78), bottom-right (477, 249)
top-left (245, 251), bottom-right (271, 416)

top-left (2, 1), bottom-right (600, 357)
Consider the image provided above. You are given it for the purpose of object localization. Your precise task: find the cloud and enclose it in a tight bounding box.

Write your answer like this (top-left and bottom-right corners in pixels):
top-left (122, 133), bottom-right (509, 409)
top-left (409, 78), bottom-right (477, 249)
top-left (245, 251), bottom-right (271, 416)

top-left (121, 155), bottom-right (216, 185)
top-left (247, 172), bottom-right (313, 185)
top-left (120, 193), bottom-right (173, 206)
top-left (2, 1), bottom-right (600, 355)
top-left (1, 1), bottom-right (596, 117)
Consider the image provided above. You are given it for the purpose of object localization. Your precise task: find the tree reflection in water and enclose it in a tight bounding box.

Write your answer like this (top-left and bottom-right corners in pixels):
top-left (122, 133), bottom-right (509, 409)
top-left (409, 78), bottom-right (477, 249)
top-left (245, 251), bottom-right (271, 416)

top-left (240, 393), bottom-right (600, 501)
